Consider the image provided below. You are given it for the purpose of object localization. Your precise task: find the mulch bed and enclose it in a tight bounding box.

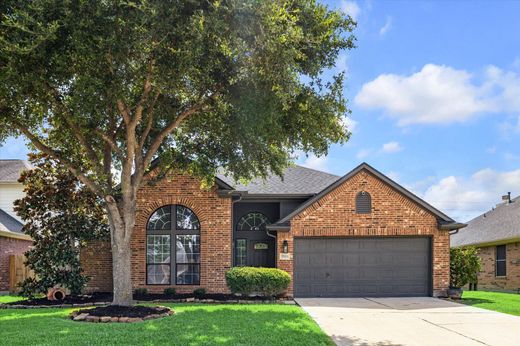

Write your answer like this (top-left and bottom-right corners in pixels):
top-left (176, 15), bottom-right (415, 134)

top-left (1, 292), bottom-right (293, 309)
top-left (70, 305), bottom-right (173, 323)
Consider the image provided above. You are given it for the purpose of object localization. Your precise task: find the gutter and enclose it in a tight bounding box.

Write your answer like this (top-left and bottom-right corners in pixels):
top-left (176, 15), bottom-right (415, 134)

top-left (0, 229), bottom-right (32, 241)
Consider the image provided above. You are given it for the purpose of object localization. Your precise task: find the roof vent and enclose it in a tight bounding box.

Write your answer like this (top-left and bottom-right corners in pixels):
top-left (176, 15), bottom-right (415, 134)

top-left (502, 192), bottom-right (511, 204)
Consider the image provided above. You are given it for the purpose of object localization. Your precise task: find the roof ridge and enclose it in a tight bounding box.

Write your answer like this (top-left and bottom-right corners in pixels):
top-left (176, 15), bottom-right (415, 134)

top-left (292, 164), bottom-right (341, 178)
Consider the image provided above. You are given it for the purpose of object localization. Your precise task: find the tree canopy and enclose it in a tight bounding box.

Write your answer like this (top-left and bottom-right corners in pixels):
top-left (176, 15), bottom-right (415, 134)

top-left (0, 0), bottom-right (356, 305)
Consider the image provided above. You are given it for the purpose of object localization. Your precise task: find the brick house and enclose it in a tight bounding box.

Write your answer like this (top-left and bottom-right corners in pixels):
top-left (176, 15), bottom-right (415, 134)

top-left (0, 160), bottom-right (32, 293)
top-left (451, 193), bottom-right (520, 292)
top-left (82, 162), bottom-right (463, 298)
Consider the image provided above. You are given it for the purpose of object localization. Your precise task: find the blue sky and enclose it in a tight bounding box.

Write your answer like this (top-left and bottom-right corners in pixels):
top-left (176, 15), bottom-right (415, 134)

top-left (1, 0), bottom-right (519, 221)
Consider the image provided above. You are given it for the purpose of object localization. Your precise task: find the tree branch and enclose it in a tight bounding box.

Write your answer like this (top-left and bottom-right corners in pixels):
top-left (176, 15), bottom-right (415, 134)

top-left (12, 122), bottom-right (105, 197)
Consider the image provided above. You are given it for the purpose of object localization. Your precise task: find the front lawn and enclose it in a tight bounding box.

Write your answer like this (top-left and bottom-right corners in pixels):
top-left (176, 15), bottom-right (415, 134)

top-left (461, 291), bottom-right (520, 316)
top-left (0, 303), bottom-right (333, 346)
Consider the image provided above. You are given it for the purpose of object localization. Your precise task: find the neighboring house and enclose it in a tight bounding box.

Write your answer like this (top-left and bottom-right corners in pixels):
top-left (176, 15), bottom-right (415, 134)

top-left (451, 193), bottom-right (520, 292)
top-left (0, 160), bottom-right (32, 293)
top-left (81, 162), bottom-right (463, 298)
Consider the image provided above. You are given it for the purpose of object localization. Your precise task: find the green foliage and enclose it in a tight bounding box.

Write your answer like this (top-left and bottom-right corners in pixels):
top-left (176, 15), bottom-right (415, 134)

top-left (163, 288), bottom-right (176, 296)
top-left (450, 247), bottom-right (481, 289)
top-left (134, 288), bottom-right (148, 296)
top-left (226, 267), bottom-right (291, 297)
top-left (193, 288), bottom-right (206, 297)
top-left (15, 154), bottom-right (109, 298)
top-left (0, 0), bottom-right (356, 191)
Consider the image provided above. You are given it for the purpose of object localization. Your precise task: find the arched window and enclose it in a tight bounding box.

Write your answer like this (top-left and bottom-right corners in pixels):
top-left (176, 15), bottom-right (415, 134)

top-left (146, 205), bottom-right (200, 285)
top-left (237, 212), bottom-right (270, 231)
top-left (235, 212), bottom-right (270, 267)
top-left (355, 191), bottom-right (371, 214)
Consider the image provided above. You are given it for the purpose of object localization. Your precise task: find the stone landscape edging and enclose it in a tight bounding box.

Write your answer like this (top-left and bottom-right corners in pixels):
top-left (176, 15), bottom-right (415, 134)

top-left (69, 306), bottom-right (174, 323)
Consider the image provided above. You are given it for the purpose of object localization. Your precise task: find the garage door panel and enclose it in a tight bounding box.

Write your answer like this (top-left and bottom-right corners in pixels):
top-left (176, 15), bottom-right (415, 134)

top-left (294, 237), bottom-right (431, 297)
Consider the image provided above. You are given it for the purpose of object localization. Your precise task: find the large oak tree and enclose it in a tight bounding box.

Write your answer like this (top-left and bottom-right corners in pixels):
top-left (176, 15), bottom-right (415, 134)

top-left (0, 0), bottom-right (355, 306)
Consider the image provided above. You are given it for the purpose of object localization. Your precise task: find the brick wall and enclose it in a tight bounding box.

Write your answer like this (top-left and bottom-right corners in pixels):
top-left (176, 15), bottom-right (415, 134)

top-left (276, 169), bottom-right (451, 297)
top-left (475, 242), bottom-right (520, 291)
top-left (81, 240), bottom-right (113, 293)
top-left (0, 236), bottom-right (32, 292)
top-left (83, 172), bottom-right (233, 294)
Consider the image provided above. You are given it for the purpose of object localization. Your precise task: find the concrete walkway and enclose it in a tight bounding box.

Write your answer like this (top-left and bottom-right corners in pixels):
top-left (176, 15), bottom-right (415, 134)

top-left (296, 297), bottom-right (520, 346)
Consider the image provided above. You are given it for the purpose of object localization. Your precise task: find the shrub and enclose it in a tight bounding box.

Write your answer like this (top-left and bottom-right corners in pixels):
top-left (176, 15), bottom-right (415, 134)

top-left (134, 288), bottom-right (148, 296)
top-left (164, 288), bottom-right (176, 296)
top-left (450, 247), bottom-right (481, 289)
top-left (193, 288), bottom-right (206, 296)
top-left (226, 267), bottom-right (291, 297)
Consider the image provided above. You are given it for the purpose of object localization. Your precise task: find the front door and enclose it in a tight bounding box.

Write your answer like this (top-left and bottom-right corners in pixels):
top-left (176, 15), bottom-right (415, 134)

top-left (234, 212), bottom-right (276, 267)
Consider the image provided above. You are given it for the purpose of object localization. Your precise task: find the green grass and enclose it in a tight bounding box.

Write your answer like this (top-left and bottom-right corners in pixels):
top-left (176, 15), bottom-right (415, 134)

top-left (0, 295), bottom-right (26, 304)
top-left (461, 291), bottom-right (520, 316)
top-left (0, 303), bottom-right (332, 346)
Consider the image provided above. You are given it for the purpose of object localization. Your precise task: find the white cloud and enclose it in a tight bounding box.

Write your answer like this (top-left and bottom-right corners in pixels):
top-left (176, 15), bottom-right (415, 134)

top-left (386, 171), bottom-right (400, 182)
top-left (341, 1), bottom-right (360, 21)
top-left (498, 115), bottom-right (520, 138)
top-left (300, 153), bottom-right (329, 171)
top-left (381, 141), bottom-right (403, 153)
top-left (422, 168), bottom-right (520, 221)
top-left (355, 64), bottom-right (520, 126)
top-left (342, 116), bottom-right (358, 134)
top-left (379, 16), bottom-right (392, 36)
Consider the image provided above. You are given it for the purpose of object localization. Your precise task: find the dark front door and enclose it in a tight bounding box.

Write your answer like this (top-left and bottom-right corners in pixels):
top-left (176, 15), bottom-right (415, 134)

top-left (248, 239), bottom-right (276, 267)
top-left (234, 212), bottom-right (276, 268)
top-left (294, 237), bottom-right (432, 297)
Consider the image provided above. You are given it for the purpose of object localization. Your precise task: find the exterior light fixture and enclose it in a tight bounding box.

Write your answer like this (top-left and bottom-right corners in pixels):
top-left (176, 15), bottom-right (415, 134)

top-left (282, 240), bottom-right (289, 253)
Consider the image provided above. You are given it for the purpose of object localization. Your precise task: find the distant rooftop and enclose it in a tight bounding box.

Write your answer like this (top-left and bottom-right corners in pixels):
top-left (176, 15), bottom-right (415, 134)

top-left (0, 159), bottom-right (31, 183)
top-left (451, 195), bottom-right (520, 247)
top-left (217, 165), bottom-right (340, 195)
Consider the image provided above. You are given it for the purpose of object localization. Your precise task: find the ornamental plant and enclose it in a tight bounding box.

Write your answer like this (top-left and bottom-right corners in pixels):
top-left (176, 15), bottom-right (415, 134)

top-left (450, 247), bottom-right (481, 289)
top-left (226, 267), bottom-right (291, 297)
top-left (15, 154), bottom-right (109, 298)
top-left (1, 0), bottom-right (355, 305)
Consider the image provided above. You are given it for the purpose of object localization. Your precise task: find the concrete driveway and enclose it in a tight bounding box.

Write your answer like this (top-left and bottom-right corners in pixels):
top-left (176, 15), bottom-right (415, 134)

top-left (296, 297), bottom-right (520, 346)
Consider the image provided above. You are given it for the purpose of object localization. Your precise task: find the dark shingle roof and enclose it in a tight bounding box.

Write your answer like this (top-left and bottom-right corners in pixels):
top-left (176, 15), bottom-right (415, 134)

top-left (0, 160), bottom-right (31, 183)
top-left (217, 165), bottom-right (340, 195)
top-left (0, 208), bottom-right (23, 234)
top-left (451, 196), bottom-right (520, 247)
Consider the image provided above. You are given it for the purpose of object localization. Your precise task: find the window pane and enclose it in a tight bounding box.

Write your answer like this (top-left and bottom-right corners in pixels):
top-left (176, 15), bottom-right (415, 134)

top-left (147, 206), bottom-right (172, 230)
top-left (176, 235), bottom-right (200, 263)
top-left (176, 205), bottom-right (200, 230)
top-left (237, 212), bottom-right (270, 231)
top-left (176, 264), bottom-right (200, 285)
top-left (147, 235), bottom-right (171, 263)
top-left (496, 261), bottom-right (506, 277)
top-left (496, 245), bottom-right (506, 260)
top-left (235, 239), bottom-right (247, 266)
top-left (147, 264), bottom-right (170, 284)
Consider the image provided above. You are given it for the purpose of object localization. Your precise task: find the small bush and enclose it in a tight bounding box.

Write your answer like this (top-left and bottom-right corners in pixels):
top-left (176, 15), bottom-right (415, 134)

top-left (164, 288), bottom-right (176, 296)
top-left (134, 288), bottom-right (148, 296)
top-left (226, 267), bottom-right (291, 297)
top-left (193, 288), bottom-right (206, 296)
top-left (450, 247), bottom-right (481, 289)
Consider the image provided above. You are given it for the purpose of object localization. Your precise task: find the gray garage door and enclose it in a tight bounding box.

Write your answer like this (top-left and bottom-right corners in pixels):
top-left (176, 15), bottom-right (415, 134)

top-left (294, 237), bottom-right (431, 297)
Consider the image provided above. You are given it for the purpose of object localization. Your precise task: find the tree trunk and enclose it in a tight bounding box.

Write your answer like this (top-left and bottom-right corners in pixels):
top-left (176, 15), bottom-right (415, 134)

top-left (111, 238), bottom-right (133, 306)
top-left (106, 201), bottom-right (136, 306)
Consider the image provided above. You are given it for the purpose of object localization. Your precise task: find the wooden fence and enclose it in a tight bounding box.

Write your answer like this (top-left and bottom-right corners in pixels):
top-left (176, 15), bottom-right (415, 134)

top-left (9, 255), bottom-right (34, 293)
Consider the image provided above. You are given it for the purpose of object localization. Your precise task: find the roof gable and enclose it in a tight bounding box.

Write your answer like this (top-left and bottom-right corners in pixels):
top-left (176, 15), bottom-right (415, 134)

top-left (272, 162), bottom-right (454, 226)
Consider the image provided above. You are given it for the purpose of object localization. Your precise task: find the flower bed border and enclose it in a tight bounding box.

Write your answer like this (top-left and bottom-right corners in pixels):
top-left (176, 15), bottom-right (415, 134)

top-left (0, 297), bottom-right (295, 309)
top-left (69, 306), bottom-right (174, 323)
